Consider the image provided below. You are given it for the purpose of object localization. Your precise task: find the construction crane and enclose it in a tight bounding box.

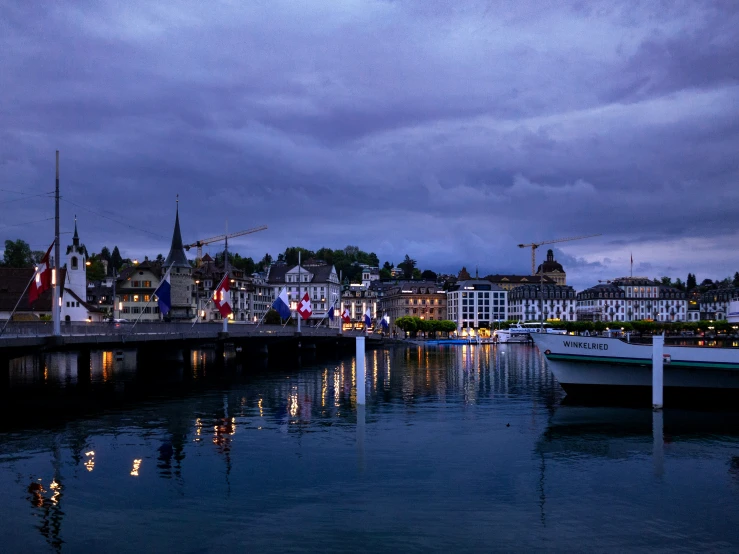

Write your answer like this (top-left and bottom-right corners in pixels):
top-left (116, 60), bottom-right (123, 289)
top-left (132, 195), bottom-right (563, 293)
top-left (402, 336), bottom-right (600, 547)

top-left (185, 225), bottom-right (268, 264)
top-left (517, 233), bottom-right (601, 276)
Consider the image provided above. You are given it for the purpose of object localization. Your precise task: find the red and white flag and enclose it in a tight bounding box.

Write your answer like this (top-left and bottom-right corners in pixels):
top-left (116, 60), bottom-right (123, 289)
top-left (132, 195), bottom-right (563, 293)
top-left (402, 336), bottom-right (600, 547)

top-left (214, 276), bottom-right (232, 318)
top-left (297, 292), bottom-right (312, 320)
top-left (341, 308), bottom-right (351, 323)
top-left (29, 242), bottom-right (54, 304)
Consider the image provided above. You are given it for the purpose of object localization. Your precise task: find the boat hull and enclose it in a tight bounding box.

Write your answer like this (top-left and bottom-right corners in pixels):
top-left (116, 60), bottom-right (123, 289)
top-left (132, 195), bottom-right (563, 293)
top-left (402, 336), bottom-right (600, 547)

top-left (532, 333), bottom-right (739, 396)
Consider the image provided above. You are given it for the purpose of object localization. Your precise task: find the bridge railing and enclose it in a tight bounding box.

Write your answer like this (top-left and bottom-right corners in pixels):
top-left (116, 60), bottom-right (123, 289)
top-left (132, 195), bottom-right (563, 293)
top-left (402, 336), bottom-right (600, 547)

top-left (0, 321), bottom-right (363, 340)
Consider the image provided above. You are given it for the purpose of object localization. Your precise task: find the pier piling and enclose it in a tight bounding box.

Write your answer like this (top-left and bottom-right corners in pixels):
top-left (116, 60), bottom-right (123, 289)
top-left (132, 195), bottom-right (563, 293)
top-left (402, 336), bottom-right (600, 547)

top-left (652, 334), bottom-right (664, 410)
top-left (356, 336), bottom-right (365, 405)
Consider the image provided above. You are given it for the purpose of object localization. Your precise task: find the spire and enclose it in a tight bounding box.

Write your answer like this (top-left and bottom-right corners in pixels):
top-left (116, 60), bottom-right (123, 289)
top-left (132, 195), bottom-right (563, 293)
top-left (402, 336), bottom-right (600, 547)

top-left (164, 198), bottom-right (190, 268)
top-left (547, 249), bottom-right (554, 262)
top-left (73, 215), bottom-right (79, 247)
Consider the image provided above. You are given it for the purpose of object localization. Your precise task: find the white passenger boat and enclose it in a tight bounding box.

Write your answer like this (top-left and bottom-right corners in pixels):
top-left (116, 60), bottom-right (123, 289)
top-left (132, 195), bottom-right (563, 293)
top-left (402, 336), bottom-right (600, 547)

top-left (493, 322), bottom-right (566, 344)
top-left (532, 332), bottom-right (739, 398)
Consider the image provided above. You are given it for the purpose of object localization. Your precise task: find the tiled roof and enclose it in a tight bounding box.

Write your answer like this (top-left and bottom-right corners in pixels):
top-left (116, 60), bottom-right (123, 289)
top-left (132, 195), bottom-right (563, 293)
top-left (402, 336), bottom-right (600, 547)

top-left (267, 263), bottom-right (335, 285)
top-left (485, 274), bottom-right (556, 284)
top-left (0, 267), bottom-right (67, 312)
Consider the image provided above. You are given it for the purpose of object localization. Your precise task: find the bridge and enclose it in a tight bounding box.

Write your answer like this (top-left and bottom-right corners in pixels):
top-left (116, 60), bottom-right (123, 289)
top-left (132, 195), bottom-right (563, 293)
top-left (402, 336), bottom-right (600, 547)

top-left (0, 322), bottom-right (385, 372)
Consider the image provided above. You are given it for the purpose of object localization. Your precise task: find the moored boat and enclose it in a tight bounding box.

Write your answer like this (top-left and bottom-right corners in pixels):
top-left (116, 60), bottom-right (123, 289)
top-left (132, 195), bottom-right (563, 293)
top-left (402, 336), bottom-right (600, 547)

top-left (531, 332), bottom-right (739, 399)
top-left (493, 322), bottom-right (566, 343)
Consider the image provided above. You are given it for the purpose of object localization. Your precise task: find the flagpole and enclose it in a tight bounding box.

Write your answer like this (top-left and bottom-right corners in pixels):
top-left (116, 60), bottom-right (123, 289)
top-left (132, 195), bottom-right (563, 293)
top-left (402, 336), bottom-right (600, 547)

top-left (223, 231), bottom-right (229, 333)
top-left (297, 251), bottom-right (301, 333)
top-left (256, 285), bottom-right (286, 328)
top-left (339, 270), bottom-right (343, 335)
top-left (0, 269), bottom-right (42, 337)
top-left (53, 150), bottom-right (61, 337)
top-left (128, 262), bottom-right (174, 334)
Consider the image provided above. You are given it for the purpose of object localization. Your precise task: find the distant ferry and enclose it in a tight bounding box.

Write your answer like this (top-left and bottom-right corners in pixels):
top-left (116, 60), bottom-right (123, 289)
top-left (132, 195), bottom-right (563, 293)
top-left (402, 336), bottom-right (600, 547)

top-left (494, 322), bottom-right (566, 344)
top-left (531, 332), bottom-right (739, 398)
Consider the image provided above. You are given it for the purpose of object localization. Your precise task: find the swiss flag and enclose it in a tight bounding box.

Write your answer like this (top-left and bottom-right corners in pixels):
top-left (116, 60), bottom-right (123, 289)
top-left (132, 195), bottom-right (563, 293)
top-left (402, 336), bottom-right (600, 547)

top-left (341, 308), bottom-right (351, 323)
top-left (214, 276), bottom-right (232, 317)
top-left (29, 242), bottom-right (54, 304)
top-left (297, 292), bottom-right (312, 320)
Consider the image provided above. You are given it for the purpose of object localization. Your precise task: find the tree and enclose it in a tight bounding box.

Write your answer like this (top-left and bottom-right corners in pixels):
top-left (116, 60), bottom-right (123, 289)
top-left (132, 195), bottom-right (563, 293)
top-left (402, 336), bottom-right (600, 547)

top-left (686, 273), bottom-right (697, 290)
top-left (660, 276), bottom-right (672, 287)
top-left (394, 316), bottom-right (418, 336)
top-left (86, 258), bottom-right (106, 282)
top-left (284, 247), bottom-right (316, 266)
top-left (155, 253), bottom-right (165, 264)
top-left (673, 278), bottom-right (685, 291)
top-left (315, 247), bottom-right (334, 265)
top-left (111, 246), bottom-right (123, 272)
top-left (2, 239), bottom-right (34, 267)
top-left (398, 254), bottom-right (417, 279)
top-left (100, 246), bottom-right (111, 262)
top-left (734, 272), bottom-right (739, 287)
top-left (257, 253), bottom-right (273, 271)
top-left (264, 309), bottom-right (282, 324)
top-left (421, 270), bottom-right (437, 281)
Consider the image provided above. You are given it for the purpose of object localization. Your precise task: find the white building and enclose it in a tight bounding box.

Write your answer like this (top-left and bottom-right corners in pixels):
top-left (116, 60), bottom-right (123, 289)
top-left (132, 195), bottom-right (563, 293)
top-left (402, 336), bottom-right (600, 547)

top-left (577, 277), bottom-right (687, 322)
top-left (509, 284), bottom-right (577, 322)
top-left (341, 284), bottom-right (379, 330)
top-left (116, 261), bottom-right (163, 321)
top-left (266, 261), bottom-right (341, 326)
top-left (446, 279), bottom-right (507, 331)
top-left (61, 219), bottom-right (105, 322)
top-left (361, 266), bottom-right (380, 288)
top-left (699, 288), bottom-right (739, 320)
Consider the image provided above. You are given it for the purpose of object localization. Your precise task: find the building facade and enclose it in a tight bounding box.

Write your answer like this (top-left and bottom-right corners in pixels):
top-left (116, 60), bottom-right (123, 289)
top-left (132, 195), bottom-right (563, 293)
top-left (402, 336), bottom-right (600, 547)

top-left (115, 261), bottom-right (162, 321)
top-left (536, 249), bottom-right (567, 285)
top-left (163, 203), bottom-right (195, 320)
top-left (699, 287), bottom-right (739, 320)
top-left (267, 261), bottom-right (341, 326)
top-left (446, 279), bottom-right (507, 331)
top-left (341, 284), bottom-right (379, 330)
top-left (509, 284), bottom-right (577, 322)
top-left (577, 277), bottom-right (687, 322)
top-left (377, 280), bottom-right (447, 333)
top-left (576, 283), bottom-right (625, 322)
top-left (61, 219), bottom-right (104, 322)
top-left (484, 274), bottom-right (556, 291)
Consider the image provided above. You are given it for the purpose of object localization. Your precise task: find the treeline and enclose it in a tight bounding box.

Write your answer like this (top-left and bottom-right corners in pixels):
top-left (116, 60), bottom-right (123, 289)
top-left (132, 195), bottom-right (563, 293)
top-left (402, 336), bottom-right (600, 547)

top-left (657, 273), bottom-right (739, 292)
top-left (394, 316), bottom-right (457, 337)
top-left (214, 246), bottom-right (438, 283)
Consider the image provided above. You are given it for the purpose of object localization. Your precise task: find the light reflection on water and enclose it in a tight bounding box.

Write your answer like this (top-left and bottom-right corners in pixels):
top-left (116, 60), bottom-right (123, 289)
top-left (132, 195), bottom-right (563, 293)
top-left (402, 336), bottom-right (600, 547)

top-left (0, 344), bottom-right (738, 553)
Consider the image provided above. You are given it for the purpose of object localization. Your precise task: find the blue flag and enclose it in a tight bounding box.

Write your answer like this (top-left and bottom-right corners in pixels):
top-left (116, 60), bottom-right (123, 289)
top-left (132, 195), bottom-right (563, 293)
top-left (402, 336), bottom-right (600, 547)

top-left (157, 268), bottom-right (172, 315)
top-left (381, 313), bottom-right (389, 330)
top-left (328, 306), bottom-right (334, 321)
top-left (272, 288), bottom-right (291, 319)
top-left (364, 307), bottom-right (371, 327)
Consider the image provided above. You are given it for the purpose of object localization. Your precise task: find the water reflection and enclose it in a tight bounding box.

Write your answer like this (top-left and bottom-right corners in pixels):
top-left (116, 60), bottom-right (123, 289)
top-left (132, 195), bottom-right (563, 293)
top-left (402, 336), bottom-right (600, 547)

top-left (1, 344), bottom-right (738, 552)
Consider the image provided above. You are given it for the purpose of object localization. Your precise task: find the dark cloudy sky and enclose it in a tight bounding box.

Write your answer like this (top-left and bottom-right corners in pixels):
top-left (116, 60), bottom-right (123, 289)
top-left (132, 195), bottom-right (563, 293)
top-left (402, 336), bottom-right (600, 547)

top-left (2, 0), bottom-right (738, 290)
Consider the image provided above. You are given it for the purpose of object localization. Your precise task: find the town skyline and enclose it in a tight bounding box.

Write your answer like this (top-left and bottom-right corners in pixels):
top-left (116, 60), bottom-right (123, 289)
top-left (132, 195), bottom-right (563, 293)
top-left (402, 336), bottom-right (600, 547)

top-left (2, 2), bottom-right (738, 290)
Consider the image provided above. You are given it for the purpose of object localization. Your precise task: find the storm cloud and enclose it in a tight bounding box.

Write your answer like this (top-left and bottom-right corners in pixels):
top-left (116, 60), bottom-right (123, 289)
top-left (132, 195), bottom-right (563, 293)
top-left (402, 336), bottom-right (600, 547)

top-left (1, 0), bottom-right (738, 289)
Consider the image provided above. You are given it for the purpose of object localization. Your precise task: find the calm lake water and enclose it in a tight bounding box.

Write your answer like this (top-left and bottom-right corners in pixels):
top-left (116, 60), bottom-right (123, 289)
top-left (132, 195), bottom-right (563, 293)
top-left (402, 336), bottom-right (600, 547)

top-left (1, 344), bottom-right (738, 553)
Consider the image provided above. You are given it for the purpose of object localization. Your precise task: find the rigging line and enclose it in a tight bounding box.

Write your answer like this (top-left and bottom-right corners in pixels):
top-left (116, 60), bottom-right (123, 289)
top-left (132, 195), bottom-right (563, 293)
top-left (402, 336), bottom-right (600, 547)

top-left (0, 188), bottom-right (55, 196)
top-left (0, 191), bottom-right (55, 205)
top-left (60, 198), bottom-right (168, 240)
top-left (0, 217), bottom-right (55, 230)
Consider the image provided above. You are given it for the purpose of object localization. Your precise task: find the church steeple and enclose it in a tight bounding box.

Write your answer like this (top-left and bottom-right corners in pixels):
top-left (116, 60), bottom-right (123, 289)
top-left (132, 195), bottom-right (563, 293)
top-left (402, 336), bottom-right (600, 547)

top-left (73, 215), bottom-right (80, 247)
top-left (164, 197), bottom-right (190, 268)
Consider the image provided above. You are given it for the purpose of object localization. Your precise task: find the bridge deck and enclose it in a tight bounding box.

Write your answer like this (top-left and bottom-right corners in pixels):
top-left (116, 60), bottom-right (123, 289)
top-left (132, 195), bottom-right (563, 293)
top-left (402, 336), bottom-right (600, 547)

top-left (0, 322), bottom-right (382, 355)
